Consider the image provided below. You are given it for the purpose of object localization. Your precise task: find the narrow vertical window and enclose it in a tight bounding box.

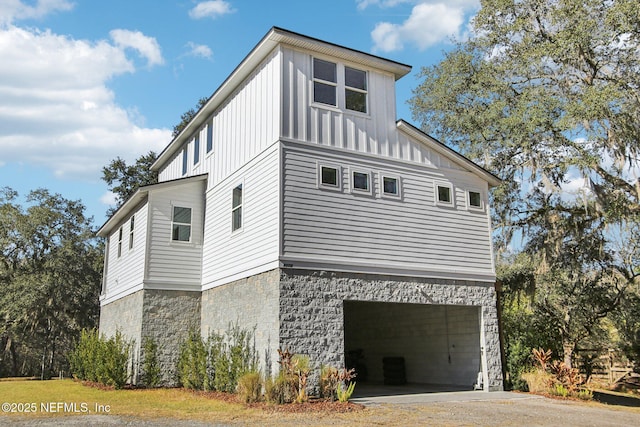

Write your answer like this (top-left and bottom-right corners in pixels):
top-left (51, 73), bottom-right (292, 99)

top-left (193, 136), bottom-right (200, 165)
top-left (345, 66), bottom-right (367, 113)
top-left (232, 184), bottom-right (243, 231)
top-left (117, 226), bottom-right (123, 258)
top-left (313, 58), bottom-right (337, 107)
top-left (206, 121), bottom-right (213, 153)
top-left (128, 216), bottom-right (135, 250)
top-left (182, 146), bottom-right (188, 175)
top-left (171, 206), bottom-right (192, 242)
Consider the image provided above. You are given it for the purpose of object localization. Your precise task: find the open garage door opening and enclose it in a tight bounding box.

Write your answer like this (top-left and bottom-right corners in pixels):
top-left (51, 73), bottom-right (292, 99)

top-left (344, 300), bottom-right (484, 393)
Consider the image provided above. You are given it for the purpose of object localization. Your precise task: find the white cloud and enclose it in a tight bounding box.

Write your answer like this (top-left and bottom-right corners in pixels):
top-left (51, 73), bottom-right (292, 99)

top-left (365, 1), bottom-right (480, 52)
top-left (185, 41), bottom-right (213, 59)
top-left (188, 1), bottom-right (235, 20)
top-left (0, 25), bottom-right (171, 181)
top-left (110, 29), bottom-right (164, 67)
top-left (0, 0), bottom-right (74, 25)
top-left (100, 191), bottom-right (118, 206)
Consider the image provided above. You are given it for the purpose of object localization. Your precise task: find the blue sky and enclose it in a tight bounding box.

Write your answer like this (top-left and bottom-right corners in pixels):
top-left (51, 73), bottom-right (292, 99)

top-left (0, 0), bottom-right (481, 226)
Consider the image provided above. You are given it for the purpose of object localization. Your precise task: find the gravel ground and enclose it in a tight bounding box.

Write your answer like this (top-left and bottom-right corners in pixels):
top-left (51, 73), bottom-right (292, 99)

top-left (2, 394), bottom-right (639, 426)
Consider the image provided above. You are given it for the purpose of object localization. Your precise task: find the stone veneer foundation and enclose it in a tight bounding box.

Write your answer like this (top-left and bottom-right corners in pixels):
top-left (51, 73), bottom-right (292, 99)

top-left (100, 268), bottom-right (503, 391)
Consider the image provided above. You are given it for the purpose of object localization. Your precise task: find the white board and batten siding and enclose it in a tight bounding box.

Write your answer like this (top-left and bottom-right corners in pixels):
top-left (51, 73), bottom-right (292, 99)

top-left (158, 48), bottom-right (281, 190)
top-left (145, 180), bottom-right (206, 290)
top-left (102, 201), bottom-right (149, 304)
top-left (200, 143), bottom-right (281, 290)
top-left (281, 141), bottom-right (496, 282)
top-left (280, 45), bottom-right (400, 156)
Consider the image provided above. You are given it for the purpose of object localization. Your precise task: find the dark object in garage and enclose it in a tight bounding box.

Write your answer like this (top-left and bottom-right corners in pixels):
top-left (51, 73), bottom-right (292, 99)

top-left (383, 356), bottom-right (406, 385)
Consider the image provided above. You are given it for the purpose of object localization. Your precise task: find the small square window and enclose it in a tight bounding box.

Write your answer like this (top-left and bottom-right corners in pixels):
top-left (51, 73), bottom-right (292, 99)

top-left (435, 183), bottom-right (454, 206)
top-left (381, 175), bottom-right (401, 198)
top-left (319, 165), bottom-right (340, 189)
top-left (468, 191), bottom-right (482, 209)
top-left (353, 172), bottom-right (368, 190)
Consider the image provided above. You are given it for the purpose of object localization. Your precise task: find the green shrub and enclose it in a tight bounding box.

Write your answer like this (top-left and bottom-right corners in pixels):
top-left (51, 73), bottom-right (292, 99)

top-left (177, 328), bottom-right (207, 390)
top-left (69, 328), bottom-right (132, 389)
top-left (237, 371), bottom-right (262, 403)
top-left (141, 336), bottom-right (161, 388)
top-left (577, 388), bottom-right (593, 400)
top-left (550, 383), bottom-right (569, 397)
top-left (337, 381), bottom-right (356, 403)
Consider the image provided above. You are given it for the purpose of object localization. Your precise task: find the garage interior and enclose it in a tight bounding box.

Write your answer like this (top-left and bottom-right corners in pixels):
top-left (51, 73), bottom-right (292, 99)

top-left (344, 301), bottom-right (484, 393)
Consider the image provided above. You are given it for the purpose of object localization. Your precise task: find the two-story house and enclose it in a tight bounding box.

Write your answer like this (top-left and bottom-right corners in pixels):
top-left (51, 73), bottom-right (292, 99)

top-left (98, 27), bottom-right (503, 392)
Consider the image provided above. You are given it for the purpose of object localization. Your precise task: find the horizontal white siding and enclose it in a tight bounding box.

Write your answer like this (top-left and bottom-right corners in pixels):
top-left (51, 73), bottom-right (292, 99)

top-left (282, 142), bottom-right (495, 279)
top-left (201, 143), bottom-right (280, 289)
top-left (158, 48), bottom-right (281, 190)
top-left (146, 180), bottom-right (206, 285)
top-left (103, 201), bottom-right (148, 301)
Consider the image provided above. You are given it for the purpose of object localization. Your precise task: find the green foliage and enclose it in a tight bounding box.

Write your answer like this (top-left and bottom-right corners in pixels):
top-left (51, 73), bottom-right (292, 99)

top-left (0, 188), bottom-right (102, 378)
top-left (411, 0), bottom-right (640, 374)
top-left (172, 97), bottom-right (208, 138)
top-left (177, 328), bottom-right (208, 390)
top-left (237, 371), bottom-right (262, 403)
top-left (319, 365), bottom-right (357, 401)
top-left (177, 325), bottom-right (257, 393)
top-left (101, 151), bottom-right (158, 215)
top-left (141, 336), bottom-right (161, 388)
top-left (68, 329), bottom-right (132, 389)
top-left (336, 381), bottom-right (356, 403)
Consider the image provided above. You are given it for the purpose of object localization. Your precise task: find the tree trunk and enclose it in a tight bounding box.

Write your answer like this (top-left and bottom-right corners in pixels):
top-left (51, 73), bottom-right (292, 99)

top-left (563, 341), bottom-right (574, 368)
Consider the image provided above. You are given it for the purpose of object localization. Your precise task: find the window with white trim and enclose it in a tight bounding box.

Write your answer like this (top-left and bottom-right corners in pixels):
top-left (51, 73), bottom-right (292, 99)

top-left (318, 164), bottom-right (341, 190)
top-left (467, 190), bottom-right (483, 210)
top-left (206, 121), bottom-right (213, 153)
top-left (313, 58), bottom-right (337, 107)
top-left (193, 135), bottom-right (200, 165)
top-left (232, 184), bottom-right (243, 232)
top-left (181, 146), bottom-right (188, 175)
top-left (171, 206), bottom-right (192, 242)
top-left (345, 66), bottom-right (367, 113)
top-left (350, 169), bottom-right (371, 194)
top-left (128, 215), bottom-right (135, 250)
top-left (435, 182), bottom-right (454, 206)
top-left (117, 226), bottom-right (123, 257)
top-left (381, 174), bottom-right (401, 198)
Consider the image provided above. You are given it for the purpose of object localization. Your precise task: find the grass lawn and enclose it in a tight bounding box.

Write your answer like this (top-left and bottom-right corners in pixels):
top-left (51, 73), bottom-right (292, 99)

top-left (0, 379), bottom-right (370, 425)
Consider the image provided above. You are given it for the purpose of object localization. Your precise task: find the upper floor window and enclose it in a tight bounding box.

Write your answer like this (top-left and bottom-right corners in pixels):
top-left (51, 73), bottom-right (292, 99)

top-left (345, 66), bottom-right (367, 113)
top-left (381, 174), bottom-right (401, 198)
top-left (350, 169), bottom-right (371, 195)
top-left (117, 226), bottom-right (123, 258)
top-left (436, 182), bottom-right (454, 207)
top-left (318, 163), bottom-right (341, 191)
top-left (182, 146), bottom-right (188, 175)
top-left (172, 206), bottom-right (192, 242)
top-left (313, 58), bottom-right (337, 107)
top-left (128, 216), bottom-right (135, 250)
top-left (232, 184), bottom-right (243, 232)
top-left (206, 121), bottom-right (213, 153)
top-left (468, 190), bottom-right (483, 210)
top-left (193, 136), bottom-right (200, 165)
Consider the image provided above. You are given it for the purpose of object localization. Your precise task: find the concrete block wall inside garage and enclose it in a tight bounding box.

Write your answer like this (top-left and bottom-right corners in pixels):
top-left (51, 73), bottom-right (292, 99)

top-left (344, 301), bottom-right (482, 387)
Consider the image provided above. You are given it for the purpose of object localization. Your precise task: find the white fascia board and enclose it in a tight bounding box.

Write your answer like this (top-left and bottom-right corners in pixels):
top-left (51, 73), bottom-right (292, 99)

top-left (396, 120), bottom-right (502, 188)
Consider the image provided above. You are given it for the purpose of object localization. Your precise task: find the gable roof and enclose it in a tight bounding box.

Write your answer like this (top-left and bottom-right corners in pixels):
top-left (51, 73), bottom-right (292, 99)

top-left (396, 120), bottom-right (502, 187)
top-left (151, 26), bottom-right (412, 172)
top-left (97, 174), bottom-right (207, 237)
